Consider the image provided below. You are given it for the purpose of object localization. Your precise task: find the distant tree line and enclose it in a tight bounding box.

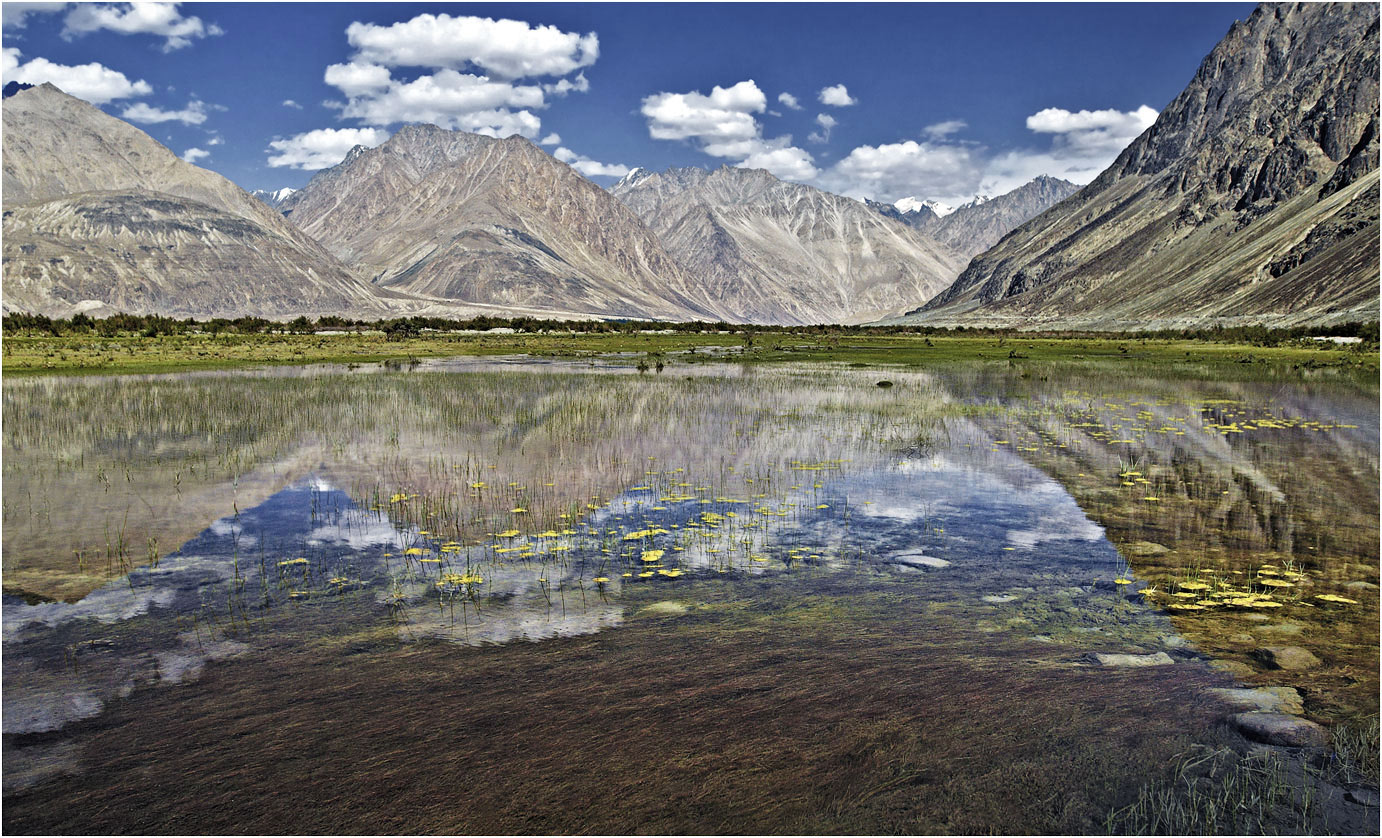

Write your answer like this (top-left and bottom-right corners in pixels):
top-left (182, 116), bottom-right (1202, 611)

top-left (2, 311), bottom-right (1376, 346)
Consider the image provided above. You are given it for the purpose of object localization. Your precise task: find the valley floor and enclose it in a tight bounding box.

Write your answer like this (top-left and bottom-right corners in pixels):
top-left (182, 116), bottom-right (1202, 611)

top-left (3, 331), bottom-right (1378, 378)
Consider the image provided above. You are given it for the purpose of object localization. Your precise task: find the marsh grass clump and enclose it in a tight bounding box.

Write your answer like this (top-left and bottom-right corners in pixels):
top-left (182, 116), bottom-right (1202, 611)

top-left (1108, 745), bottom-right (1328, 835)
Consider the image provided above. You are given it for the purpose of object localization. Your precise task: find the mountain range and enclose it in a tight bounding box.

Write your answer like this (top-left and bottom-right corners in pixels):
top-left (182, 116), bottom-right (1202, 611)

top-left (280, 125), bottom-right (721, 322)
top-left (1, 83), bottom-right (386, 320)
top-left (610, 165), bottom-right (965, 324)
top-left (905, 2), bottom-right (1378, 330)
top-left (2, 2), bottom-right (1376, 330)
top-left (866, 177), bottom-right (1081, 263)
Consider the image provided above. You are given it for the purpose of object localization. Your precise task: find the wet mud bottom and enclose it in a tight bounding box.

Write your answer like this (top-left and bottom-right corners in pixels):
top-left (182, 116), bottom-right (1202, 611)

top-left (3, 571), bottom-right (1239, 835)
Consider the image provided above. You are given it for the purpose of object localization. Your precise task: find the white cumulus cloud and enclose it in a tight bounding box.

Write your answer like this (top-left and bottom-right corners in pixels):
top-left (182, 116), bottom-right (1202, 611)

top-left (63, 2), bottom-right (223, 52)
top-left (1025, 105), bottom-right (1158, 155)
top-left (552, 146), bottom-right (629, 178)
top-left (544, 72), bottom-right (588, 97)
top-left (323, 61), bottom-right (392, 98)
top-left (330, 68), bottom-right (544, 137)
top-left (281, 99), bottom-right (302, 109)
top-left (923, 119), bottom-right (967, 140)
top-left (181, 146), bottom-right (208, 163)
top-left (641, 79), bottom-right (818, 181)
top-left (539, 132), bottom-right (561, 146)
top-left (817, 103), bottom-right (1159, 205)
top-left (2, 3), bottom-right (67, 29)
top-left (808, 112), bottom-right (837, 144)
top-left (818, 139), bottom-right (984, 205)
top-left (2, 47), bottom-right (151, 103)
top-left (818, 84), bottom-right (856, 107)
top-left (267, 126), bottom-right (390, 170)
top-left (345, 14), bottom-right (597, 78)
top-left (121, 99), bottom-right (208, 125)
top-left (739, 145), bottom-right (818, 181)
top-left (777, 92), bottom-right (801, 110)
top-left (314, 13), bottom-right (599, 142)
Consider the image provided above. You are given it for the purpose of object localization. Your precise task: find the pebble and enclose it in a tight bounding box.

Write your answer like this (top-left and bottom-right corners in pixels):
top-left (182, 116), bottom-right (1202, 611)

top-left (1260, 622), bottom-right (1303, 634)
top-left (1345, 788), bottom-right (1380, 807)
top-left (887, 551), bottom-right (951, 569)
top-left (1090, 652), bottom-right (1175, 667)
top-left (982, 594), bottom-right (1020, 604)
top-left (1125, 541), bottom-right (1170, 556)
top-left (639, 601), bottom-right (688, 616)
top-left (1230, 712), bottom-right (1329, 748)
top-left (1252, 646), bottom-right (1322, 670)
top-left (1206, 686), bottom-right (1305, 715)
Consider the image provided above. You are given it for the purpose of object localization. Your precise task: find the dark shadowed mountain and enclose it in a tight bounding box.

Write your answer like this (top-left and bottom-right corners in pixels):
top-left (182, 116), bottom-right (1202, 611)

top-left (904, 2), bottom-right (1378, 330)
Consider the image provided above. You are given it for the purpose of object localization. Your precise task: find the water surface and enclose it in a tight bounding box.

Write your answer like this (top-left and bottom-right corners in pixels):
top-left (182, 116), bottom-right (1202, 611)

top-left (3, 358), bottom-right (1376, 833)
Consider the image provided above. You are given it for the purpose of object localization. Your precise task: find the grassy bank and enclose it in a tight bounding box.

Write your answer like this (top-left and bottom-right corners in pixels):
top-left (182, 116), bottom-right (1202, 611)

top-left (3, 330), bottom-right (1377, 377)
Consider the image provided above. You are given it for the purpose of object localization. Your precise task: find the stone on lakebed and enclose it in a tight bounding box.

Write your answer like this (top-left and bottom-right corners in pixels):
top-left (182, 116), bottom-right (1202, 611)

top-left (1207, 686), bottom-right (1305, 715)
top-left (1230, 712), bottom-right (1329, 748)
top-left (1089, 652), bottom-right (1175, 667)
top-left (1252, 646), bottom-right (1322, 670)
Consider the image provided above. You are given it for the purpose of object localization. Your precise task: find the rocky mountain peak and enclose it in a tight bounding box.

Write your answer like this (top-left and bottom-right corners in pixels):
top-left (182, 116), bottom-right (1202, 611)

top-left (909, 2), bottom-right (1378, 331)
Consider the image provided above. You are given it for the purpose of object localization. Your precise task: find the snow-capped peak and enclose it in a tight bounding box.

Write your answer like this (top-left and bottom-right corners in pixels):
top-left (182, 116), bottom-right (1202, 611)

top-left (894, 196), bottom-right (953, 217)
top-left (272, 187), bottom-right (296, 202)
top-left (614, 167), bottom-right (653, 190)
top-left (958, 194), bottom-right (991, 210)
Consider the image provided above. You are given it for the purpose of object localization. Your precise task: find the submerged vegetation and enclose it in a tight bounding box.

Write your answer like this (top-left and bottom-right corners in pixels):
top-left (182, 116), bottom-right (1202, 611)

top-left (2, 346), bottom-right (1376, 834)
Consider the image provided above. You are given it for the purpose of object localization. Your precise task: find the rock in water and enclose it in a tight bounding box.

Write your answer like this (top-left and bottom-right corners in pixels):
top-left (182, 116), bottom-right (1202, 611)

top-left (1090, 652), bottom-right (1176, 667)
top-left (1231, 712), bottom-right (1330, 748)
top-left (1253, 646), bottom-right (1323, 670)
top-left (1207, 686), bottom-right (1306, 715)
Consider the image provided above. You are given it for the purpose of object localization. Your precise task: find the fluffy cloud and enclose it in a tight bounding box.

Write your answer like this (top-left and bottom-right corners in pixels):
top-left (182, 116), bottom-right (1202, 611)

top-left (207, 136), bottom-right (223, 145)
top-left (2, 47), bottom-right (151, 103)
top-left (63, 2), bottom-right (223, 52)
top-left (311, 13), bottom-right (597, 146)
top-left (552, 146), bottom-right (629, 178)
top-left (641, 80), bottom-right (817, 181)
top-left (738, 145), bottom-right (817, 181)
top-left (282, 99), bottom-right (302, 109)
top-left (181, 147), bottom-right (209, 163)
top-left (345, 14), bottom-right (597, 78)
top-left (267, 126), bottom-right (390, 170)
top-left (808, 112), bottom-right (836, 144)
top-left (2, 3), bottom-right (67, 29)
top-left (777, 92), bottom-right (801, 110)
top-left (121, 99), bottom-right (207, 125)
top-left (818, 84), bottom-right (856, 107)
top-left (922, 119), bottom-right (967, 140)
top-left (330, 67), bottom-right (544, 137)
top-left (544, 72), bottom-right (588, 97)
top-left (323, 61), bottom-right (392, 98)
top-left (818, 103), bottom-right (1159, 204)
top-left (539, 132), bottom-right (561, 146)
top-left (818, 140), bottom-right (984, 204)
top-left (1026, 105), bottom-right (1158, 155)
top-left (643, 80), bottom-right (765, 143)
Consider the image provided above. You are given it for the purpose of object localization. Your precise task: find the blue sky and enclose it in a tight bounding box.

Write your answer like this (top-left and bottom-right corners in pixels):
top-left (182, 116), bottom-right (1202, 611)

top-left (3, 2), bottom-right (1257, 205)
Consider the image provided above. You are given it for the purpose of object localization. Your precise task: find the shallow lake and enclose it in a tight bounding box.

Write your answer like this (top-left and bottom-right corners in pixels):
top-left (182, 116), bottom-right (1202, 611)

top-left (3, 357), bottom-right (1377, 833)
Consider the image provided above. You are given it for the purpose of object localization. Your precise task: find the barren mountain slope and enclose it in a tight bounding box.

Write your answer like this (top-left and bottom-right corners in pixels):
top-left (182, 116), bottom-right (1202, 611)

top-left (1, 84), bottom-right (386, 319)
top-left (612, 166), bottom-right (964, 325)
top-left (282, 126), bottom-right (724, 322)
top-left (906, 2), bottom-right (1379, 330)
